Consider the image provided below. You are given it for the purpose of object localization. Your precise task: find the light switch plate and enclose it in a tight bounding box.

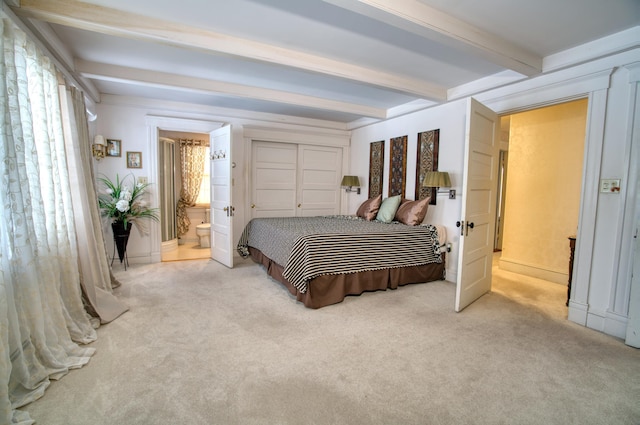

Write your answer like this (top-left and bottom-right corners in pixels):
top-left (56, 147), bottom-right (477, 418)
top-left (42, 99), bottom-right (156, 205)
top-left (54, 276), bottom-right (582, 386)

top-left (600, 179), bottom-right (621, 193)
top-left (138, 176), bottom-right (148, 185)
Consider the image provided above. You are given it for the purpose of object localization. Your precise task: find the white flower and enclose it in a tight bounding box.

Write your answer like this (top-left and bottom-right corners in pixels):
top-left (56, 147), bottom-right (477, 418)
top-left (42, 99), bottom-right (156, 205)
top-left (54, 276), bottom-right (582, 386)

top-left (120, 189), bottom-right (132, 202)
top-left (116, 199), bottom-right (130, 212)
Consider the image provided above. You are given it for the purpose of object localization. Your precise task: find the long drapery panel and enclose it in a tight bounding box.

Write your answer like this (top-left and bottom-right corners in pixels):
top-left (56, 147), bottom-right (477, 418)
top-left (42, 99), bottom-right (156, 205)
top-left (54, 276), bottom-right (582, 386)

top-left (176, 139), bottom-right (207, 237)
top-left (0, 18), bottom-right (97, 424)
top-left (59, 84), bottom-right (129, 324)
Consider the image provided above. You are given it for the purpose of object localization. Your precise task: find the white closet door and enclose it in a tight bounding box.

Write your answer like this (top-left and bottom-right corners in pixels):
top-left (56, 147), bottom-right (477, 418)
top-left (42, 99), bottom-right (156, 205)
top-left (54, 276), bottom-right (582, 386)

top-left (251, 141), bottom-right (297, 218)
top-left (251, 142), bottom-right (342, 218)
top-left (297, 145), bottom-right (342, 217)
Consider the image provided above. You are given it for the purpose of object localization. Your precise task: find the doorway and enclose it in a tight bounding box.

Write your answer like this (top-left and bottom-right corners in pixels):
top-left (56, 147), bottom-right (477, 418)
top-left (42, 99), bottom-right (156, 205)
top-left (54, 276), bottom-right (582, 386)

top-left (493, 99), bottom-right (589, 308)
top-left (159, 129), bottom-right (211, 262)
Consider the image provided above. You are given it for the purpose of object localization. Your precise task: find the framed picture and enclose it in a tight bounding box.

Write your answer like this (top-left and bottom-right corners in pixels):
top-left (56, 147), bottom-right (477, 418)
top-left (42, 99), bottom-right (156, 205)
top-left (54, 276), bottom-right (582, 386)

top-left (106, 139), bottom-right (121, 157)
top-left (126, 151), bottom-right (142, 169)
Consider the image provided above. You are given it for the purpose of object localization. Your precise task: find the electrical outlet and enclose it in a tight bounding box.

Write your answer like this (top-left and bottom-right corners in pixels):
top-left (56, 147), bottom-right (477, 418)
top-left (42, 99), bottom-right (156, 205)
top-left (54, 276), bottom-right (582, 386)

top-left (138, 176), bottom-right (148, 185)
top-left (600, 179), bottom-right (620, 193)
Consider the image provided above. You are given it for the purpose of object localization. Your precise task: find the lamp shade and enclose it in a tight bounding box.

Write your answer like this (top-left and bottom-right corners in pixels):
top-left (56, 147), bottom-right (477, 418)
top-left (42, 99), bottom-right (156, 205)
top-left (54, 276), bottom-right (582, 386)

top-left (422, 171), bottom-right (451, 188)
top-left (94, 135), bottom-right (105, 145)
top-left (340, 175), bottom-right (360, 187)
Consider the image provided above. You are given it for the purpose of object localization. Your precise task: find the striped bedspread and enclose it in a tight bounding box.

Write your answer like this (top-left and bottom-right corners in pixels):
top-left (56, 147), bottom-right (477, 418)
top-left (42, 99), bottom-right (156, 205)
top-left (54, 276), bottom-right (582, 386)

top-left (237, 216), bottom-right (442, 294)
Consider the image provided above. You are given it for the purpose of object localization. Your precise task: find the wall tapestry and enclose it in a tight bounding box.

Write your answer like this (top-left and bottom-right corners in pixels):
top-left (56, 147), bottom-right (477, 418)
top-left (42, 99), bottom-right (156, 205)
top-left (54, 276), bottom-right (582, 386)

top-left (415, 129), bottom-right (440, 205)
top-left (368, 140), bottom-right (385, 198)
top-left (389, 135), bottom-right (407, 198)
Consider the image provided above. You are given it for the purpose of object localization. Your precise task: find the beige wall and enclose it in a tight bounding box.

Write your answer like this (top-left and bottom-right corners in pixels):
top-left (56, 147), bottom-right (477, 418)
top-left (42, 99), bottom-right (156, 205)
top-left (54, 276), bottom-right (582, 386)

top-left (500, 99), bottom-right (587, 283)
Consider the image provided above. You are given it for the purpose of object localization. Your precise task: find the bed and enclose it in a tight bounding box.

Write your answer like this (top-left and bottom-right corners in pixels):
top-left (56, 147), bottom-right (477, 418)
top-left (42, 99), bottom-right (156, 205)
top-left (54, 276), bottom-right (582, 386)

top-left (237, 215), bottom-right (446, 308)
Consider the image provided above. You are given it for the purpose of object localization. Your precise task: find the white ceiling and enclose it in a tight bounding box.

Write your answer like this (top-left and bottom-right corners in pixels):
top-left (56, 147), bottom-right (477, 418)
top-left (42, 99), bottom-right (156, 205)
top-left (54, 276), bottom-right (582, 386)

top-left (9, 0), bottom-right (640, 128)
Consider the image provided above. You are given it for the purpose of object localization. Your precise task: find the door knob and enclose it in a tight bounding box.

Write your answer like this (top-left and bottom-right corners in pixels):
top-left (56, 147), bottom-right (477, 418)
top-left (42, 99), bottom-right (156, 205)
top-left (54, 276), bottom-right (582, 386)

top-left (223, 207), bottom-right (228, 212)
top-left (456, 220), bottom-right (464, 236)
top-left (251, 204), bottom-right (255, 208)
top-left (465, 221), bottom-right (474, 236)
top-left (298, 204), bottom-right (301, 208)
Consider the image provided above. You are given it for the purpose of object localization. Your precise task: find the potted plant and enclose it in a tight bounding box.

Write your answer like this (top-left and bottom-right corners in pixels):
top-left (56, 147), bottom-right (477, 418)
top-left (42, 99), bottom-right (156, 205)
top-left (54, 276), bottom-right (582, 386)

top-left (98, 174), bottom-right (159, 264)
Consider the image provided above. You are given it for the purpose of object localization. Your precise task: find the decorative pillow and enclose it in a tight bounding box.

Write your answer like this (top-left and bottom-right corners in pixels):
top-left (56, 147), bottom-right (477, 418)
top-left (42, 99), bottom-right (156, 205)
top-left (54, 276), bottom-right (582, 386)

top-left (375, 195), bottom-right (402, 223)
top-left (394, 197), bottom-right (431, 226)
top-left (356, 194), bottom-right (382, 221)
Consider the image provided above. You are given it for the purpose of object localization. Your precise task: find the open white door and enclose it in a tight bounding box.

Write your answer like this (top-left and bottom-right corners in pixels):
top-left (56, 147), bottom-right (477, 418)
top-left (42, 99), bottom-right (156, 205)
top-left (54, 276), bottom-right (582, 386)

top-left (625, 143), bottom-right (640, 347)
top-left (210, 125), bottom-right (234, 268)
top-left (626, 223), bottom-right (640, 347)
top-left (455, 98), bottom-right (500, 312)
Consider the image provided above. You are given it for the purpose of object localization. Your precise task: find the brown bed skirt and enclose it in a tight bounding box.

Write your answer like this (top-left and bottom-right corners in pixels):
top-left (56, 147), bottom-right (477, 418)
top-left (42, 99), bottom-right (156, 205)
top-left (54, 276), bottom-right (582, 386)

top-left (248, 247), bottom-right (446, 309)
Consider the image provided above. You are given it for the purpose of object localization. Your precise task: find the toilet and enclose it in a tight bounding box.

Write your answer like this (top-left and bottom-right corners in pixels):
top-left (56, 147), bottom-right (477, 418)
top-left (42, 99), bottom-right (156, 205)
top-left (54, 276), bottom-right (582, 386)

top-left (195, 209), bottom-right (211, 248)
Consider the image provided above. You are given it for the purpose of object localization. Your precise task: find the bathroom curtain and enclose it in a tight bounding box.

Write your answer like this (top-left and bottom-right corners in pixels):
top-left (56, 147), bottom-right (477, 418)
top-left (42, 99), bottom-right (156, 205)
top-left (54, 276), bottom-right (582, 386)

top-left (0, 18), bottom-right (96, 424)
top-left (176, 140), bottom-right (206, 237)
top-left (59, 84), bottom-right (129, 324)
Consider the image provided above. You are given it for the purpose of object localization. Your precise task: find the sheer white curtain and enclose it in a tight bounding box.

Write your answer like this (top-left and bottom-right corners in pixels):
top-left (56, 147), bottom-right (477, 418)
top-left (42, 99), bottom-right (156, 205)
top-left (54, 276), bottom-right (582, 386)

top-left (0, 18), bottom-right (97, 424)
top-left (59, 84), bottom-right (129, 324)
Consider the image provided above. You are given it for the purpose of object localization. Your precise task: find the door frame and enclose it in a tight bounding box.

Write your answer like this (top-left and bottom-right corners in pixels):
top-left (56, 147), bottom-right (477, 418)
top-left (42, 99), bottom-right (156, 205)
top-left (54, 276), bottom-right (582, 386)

top-left (474, 67), bottom-right (615, 330)
top-left (146, 116), bottom-right (224, 263)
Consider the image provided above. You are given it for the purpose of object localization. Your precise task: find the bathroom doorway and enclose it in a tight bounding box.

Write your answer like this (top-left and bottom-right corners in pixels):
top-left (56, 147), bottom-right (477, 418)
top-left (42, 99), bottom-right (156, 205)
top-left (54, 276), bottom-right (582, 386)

top-left (159, 130), bottom-right (211, 262)
top-left (493, 99), bottom-right (588, 309)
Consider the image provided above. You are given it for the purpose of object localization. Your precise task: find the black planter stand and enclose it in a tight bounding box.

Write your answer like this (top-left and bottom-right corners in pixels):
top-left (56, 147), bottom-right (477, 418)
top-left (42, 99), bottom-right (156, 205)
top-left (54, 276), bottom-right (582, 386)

top-left (111, 221), bottom-right (132, 270)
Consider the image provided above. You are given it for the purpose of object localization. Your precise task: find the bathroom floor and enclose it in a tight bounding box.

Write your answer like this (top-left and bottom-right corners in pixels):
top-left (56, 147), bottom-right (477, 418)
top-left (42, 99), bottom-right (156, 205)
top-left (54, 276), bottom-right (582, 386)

top-left (162, 242), bottom-right (211, 262)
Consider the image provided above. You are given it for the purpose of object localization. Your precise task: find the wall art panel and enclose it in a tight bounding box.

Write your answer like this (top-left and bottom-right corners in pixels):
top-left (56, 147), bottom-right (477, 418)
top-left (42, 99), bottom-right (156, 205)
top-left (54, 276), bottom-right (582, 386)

top-left (389, 136), bottom-right (407, 198)
top-left (415, 129), bottom-right (440, 205)
top-left (368, 140), bottom-right (385, 198)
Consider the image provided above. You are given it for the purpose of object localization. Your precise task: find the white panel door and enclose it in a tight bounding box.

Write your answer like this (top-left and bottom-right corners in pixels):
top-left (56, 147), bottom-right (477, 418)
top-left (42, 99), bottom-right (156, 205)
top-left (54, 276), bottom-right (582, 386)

top-left (251, 141), bottom-right (297, 218)
top-left (210, 125), bottom-right (233, 268)
top-left (625, 125), bottom-right (640, 347)
top-left (297, 145), bottom-right (342, 217)
top-left (455, 98), bottom-right (500, 312)
top-left (626, 219), bottom-right (640, 347)
top-left (251, 142), bottom-right (342, 218)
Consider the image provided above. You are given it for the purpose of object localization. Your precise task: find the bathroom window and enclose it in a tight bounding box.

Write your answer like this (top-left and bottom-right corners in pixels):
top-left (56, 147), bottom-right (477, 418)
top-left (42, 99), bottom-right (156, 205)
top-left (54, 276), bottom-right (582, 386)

top-left (195, 147), bottom-right (211, 205)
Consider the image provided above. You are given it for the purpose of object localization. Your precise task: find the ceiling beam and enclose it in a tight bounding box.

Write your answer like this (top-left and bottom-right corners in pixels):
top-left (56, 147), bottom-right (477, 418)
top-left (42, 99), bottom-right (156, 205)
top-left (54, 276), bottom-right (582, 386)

top-left (323, 0), bottom-right (542, 77)
top-left (75, 60), bottom-right (388, 119)
top-left (13, 0), bottom-right (447, 101)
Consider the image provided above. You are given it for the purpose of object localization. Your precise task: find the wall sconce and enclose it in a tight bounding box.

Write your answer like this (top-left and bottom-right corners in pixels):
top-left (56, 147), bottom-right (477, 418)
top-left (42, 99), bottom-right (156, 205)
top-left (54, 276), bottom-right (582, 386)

top-left (341, 175), bottom-right (361, 194)
top-left (92, 135), bottom-right (106, 160)
top-left (423, 171), bottom-right (455, 199)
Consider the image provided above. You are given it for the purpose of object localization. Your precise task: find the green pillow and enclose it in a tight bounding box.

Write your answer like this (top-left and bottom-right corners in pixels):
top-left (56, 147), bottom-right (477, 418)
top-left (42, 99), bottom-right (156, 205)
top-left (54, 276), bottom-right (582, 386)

top-left (375, 195), bottom-right (402, 223)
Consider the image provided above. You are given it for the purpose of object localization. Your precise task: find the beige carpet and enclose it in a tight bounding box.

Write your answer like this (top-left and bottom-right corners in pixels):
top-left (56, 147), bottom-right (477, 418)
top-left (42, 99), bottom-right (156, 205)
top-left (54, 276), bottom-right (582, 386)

top-left (24, 256), bottom-right (640, 424)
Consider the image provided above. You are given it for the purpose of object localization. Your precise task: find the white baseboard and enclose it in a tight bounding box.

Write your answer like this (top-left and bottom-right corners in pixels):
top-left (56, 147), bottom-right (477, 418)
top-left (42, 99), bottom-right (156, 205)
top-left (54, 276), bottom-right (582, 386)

top-left (499, 256), bottom-right (567, 284)
top-left (603, 311), bottom-right (628, 339)
top-left (573, 304), bottom-right (628, 339)
top-left (568, 300), bottom-right (588, 325)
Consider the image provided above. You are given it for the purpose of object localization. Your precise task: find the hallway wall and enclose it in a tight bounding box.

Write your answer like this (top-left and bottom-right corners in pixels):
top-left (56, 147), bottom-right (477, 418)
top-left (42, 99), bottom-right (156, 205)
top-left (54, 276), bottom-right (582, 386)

top-left (499, 99), bottom-right (588, 283)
